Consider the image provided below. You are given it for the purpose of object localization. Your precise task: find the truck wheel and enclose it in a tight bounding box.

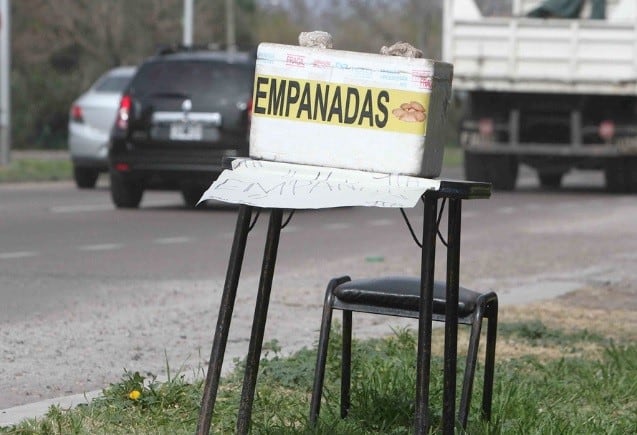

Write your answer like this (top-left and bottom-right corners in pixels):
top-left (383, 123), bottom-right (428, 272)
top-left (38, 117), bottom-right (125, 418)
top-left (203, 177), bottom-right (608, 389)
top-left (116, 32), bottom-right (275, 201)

top-left (464, 151), bottom-right (489, 182)
top-left (604, 159), bottom-right (630, 193)
top-left (626, 158), bottom-right (637, 193)
top-left (73, 166), bottom-right (99, 189)
top-left (489, 156), bottom-right (518, 191)
top-left (110, 171), bottom-right (143, 208)
top-left (538, 172), bottom-right (563, 189)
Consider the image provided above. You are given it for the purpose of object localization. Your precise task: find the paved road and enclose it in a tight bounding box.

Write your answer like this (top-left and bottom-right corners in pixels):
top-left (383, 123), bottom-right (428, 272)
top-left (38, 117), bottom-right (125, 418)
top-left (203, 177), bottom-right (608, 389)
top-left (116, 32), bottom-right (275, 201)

top-left (1, 168), bottom-right (636, 410)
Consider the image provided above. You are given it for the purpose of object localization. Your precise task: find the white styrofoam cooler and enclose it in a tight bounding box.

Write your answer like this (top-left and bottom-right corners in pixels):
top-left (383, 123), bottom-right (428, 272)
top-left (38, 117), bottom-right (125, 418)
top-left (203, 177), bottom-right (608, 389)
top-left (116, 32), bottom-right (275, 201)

top-left (249, 43), bottom-right (453, 178)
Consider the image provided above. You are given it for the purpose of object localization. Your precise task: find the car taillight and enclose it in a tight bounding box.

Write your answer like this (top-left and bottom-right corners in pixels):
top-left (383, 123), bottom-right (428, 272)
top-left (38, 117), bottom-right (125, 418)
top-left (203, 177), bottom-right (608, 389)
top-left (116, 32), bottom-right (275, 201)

top-left (70, 104), bottom-right (84, 123)
top-left (116, 94), bottom-right (132, 130)
top-left (247, 97), bottom-right (253, 124)
top-left (598, 120), bottom-right (615, 142)
top-left (114, 162), bottom-right (130, 172)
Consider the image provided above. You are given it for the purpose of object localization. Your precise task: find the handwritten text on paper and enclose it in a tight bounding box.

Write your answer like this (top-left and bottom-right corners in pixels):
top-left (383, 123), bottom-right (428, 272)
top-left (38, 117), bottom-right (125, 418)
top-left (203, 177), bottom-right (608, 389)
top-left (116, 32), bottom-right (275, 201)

top-left (199, 159), bottom-right (440, 209)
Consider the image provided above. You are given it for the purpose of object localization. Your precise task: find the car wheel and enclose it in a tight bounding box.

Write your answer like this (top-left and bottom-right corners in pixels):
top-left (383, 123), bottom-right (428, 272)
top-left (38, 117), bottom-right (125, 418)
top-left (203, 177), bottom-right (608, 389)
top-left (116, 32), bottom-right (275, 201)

top-left (110, 170), bottom-right (143, 208)
top-left (606, 158), bottom-right (637, 193)
top-left (538, 171), bottom-right (563, 189)
top-left (605, 159), bottom-right (628, 193)
top-left (181, 186), bottom-right (206, 208)
top-left (627, 158), bottom-right (637, 193)
top-left (73, 166), bottom-right (99, 189)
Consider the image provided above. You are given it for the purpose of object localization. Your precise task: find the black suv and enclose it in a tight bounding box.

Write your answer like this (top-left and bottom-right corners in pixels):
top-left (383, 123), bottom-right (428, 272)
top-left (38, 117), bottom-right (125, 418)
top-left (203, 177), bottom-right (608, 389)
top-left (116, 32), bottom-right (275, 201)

top-left (108, 48), bottom-right (255, 208)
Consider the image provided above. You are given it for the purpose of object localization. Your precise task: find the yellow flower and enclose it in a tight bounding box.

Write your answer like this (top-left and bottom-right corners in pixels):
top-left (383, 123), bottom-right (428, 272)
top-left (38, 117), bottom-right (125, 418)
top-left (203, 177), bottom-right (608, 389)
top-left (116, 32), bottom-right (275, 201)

top-left (128, 390), bottom-right (141, 400)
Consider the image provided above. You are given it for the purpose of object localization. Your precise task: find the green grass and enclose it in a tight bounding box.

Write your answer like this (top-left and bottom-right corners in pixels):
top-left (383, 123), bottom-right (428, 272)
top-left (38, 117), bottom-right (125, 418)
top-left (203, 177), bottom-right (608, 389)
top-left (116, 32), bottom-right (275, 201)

top-left (498, 319), bottom-right (607, 347)
top-left (0, 158), bottom-right (72, 183)
top-left (2, 323), bottom-right (635, 434)
top-left (442, 146), bottom-right (462, 168)
top-left (0, 146), bottom-right (462, 185)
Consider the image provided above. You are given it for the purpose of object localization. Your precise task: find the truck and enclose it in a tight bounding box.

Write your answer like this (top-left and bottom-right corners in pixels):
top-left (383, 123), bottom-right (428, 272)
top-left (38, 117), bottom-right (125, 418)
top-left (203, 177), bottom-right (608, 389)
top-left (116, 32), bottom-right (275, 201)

top-left (443, 0), bottom-right (637, 192)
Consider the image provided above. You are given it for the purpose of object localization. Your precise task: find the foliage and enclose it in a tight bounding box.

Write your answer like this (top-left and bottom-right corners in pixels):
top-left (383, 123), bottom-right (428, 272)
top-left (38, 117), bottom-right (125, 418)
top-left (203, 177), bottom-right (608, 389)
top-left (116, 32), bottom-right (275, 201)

top-left (315, 0), bottom-right (442, 58)
top-left (9, 0), bottom-right (445, 150)
top-left (498, 319), bottom-right (607, 347)
top-left (10, 0), bottom-right (258, 149)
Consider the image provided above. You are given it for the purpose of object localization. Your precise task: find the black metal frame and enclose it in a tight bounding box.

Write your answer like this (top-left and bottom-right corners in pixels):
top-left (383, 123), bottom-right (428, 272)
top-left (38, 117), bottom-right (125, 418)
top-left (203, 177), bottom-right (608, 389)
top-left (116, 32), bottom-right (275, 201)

top-left (195, 179), bottom-right (491, 435)
top-left (308, 276), bottom-right (498, 430)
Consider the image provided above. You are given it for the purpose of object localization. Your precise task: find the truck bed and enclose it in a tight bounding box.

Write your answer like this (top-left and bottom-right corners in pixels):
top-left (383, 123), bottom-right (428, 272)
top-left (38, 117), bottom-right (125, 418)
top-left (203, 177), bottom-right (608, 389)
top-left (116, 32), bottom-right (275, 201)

top-left (445, 0), bottom-right (637, 95)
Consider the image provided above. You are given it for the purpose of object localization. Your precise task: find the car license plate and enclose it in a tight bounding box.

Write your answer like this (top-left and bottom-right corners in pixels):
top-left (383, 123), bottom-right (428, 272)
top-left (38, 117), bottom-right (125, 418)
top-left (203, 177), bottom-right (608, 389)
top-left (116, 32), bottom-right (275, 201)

top-left (170, 123), bottom-right (203, 141)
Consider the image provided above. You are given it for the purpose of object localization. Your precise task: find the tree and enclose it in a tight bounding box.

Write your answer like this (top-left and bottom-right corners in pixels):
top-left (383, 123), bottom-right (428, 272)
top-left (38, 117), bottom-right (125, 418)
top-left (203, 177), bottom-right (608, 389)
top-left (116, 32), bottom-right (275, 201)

top-left (315, 0), bottom-right (442, 57)
top-left (11, 0), bottom-right (241, 148)
top-left (9, 0), bottom-right (445, 149)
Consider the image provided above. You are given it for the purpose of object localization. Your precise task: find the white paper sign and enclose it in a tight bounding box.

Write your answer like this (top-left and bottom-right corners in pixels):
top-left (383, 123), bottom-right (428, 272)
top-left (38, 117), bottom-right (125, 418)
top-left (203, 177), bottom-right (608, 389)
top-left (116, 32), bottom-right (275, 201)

top-left (199, 158), bottom-right (440, 209)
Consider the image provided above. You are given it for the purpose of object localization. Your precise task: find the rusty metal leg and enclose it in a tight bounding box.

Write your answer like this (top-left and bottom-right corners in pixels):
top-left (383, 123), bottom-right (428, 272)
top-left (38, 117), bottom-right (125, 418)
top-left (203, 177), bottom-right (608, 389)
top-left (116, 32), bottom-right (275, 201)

top-left (341, 309), bottom-right (353, 419)
top-left (310, 276), bottom-right (351, 425)
top-left (415, 194), bottom-right (438, 434)
top-left (310, 282), bottom-right (335, 424)
top-left (443, 199), bottom-right (462, 434)
top-left (196, 205), bottom-right (253, 435)
top-left (458, 303), bottom-right (484, 428)
top-left (482, 299), bottom-right (498, 421)
top-left (236, 208), bottom-right (284, 434)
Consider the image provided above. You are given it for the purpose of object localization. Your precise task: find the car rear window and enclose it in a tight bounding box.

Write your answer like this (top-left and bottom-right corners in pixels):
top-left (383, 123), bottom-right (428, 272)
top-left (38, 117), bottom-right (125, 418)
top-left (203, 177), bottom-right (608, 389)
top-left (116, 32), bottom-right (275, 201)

top-left (94, 75), bottom-right (133, 93)
top-left (130, 60), bottom-right (253, 98)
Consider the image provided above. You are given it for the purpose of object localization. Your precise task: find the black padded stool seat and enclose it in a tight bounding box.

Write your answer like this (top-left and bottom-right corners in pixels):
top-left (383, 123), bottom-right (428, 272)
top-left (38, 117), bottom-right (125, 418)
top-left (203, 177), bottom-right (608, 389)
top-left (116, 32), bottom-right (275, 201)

top-left (334, 276), bottom-right (479, 316)
top-left (310, 275), bottom-right (498, 430)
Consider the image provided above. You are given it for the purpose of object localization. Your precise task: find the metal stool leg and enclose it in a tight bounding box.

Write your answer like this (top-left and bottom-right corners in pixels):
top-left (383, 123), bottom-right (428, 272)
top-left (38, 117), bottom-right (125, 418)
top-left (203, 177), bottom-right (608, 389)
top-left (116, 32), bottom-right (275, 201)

top-left (341, 309), bottom-right (353, 419)
top-left (443, 198), bottom-right (462, 434)
top-left (236, 209), bottom-right (283, 434)
top-left (310, 276), bottom-right (350, 425)
top-left (459, 306), bottom-right (485, 428)
top-left (416, 193), bottom-right (438, 435)
top-left (482, 299), bottom-right (498, 421)
top-left (196, 205), bottom-right (253, 435)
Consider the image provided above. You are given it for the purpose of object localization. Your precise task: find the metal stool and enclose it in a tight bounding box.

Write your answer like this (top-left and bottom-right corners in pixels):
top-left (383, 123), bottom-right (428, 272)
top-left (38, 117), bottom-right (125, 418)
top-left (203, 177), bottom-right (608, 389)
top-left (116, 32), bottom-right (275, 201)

top-left (309, 275), bottom-right (498, 429)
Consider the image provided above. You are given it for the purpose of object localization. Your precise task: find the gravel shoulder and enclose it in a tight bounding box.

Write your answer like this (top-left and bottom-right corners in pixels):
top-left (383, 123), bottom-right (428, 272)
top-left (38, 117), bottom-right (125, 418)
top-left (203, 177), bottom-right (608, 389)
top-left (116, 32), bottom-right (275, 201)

top-left (2, 246), bottom-right (635, 411)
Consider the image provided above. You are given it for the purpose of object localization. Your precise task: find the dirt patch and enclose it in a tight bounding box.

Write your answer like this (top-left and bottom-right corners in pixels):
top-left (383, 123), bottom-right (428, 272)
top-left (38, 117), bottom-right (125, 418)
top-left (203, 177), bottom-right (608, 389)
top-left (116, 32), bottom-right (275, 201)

top-left (428, 281), bottom-right (637, 363)
top-left (502, 279), bottom-right (637, 335)
top-left (496, 282), bottom-right (636, 360)
top-left (556, 279), bottom-right (637, 311)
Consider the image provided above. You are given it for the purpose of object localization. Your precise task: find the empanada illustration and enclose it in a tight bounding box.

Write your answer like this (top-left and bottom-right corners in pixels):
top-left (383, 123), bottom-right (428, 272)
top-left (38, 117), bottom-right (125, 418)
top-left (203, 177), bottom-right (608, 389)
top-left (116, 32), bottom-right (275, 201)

top-left (392, 101), bottom-right (426, 123)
